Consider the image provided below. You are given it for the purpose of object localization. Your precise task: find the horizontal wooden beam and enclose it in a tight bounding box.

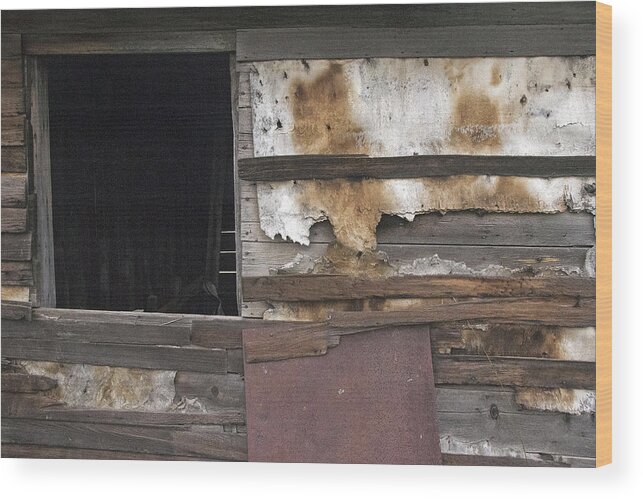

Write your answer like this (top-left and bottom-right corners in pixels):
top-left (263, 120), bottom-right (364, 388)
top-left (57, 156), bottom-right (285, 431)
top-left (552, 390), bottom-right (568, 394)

top-left (242, 211), bottom-right (597, 248)
top-left (238, 155), bottom-right (596, 181)
top-left (1, 374), bottom-right (56, 393)
top-left (1, 338), bottom-right (227, 373)
top-left (2, 393), bottom-right (245, 425)
top-left (1, 208), bottom-right (27, 233)
top-left (22, 31), bottom-right (235, 55)
top-left (1, 418), bottom-right (247, 461)
top-left (1, 173), bottom-right (27, 207)
top-left (1, 114), bottom-right (25, 146)
top-left (1, 3), bottom-right (596, 34)
top-left (243, 297), bottom-right (595, 363)
top-left (1, 300), bottom-right (31, 320)
top-left (433, 355), bottom-right (594, 389)
top-left (237, 24), bottom-right (595, 62)
top-left (1, 232), bottom-right (32, 260)
top-left (243, 275), bottom-right (596, 302)
top-left (1, 146), bottom-right (26, 172)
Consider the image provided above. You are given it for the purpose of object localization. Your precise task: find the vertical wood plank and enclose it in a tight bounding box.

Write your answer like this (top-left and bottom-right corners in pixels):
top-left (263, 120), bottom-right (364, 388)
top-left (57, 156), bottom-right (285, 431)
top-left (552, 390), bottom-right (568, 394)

top-left (596, 1), bottom-right (612, 468)
top-left (27, 57), bottom-right (56, 307)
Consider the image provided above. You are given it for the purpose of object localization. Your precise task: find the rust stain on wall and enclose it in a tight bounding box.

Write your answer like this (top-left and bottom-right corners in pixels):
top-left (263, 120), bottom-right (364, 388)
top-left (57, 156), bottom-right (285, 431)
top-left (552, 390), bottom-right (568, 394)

top-left (290, 62), bottom-right (368, 155)
top-left (449, 92), bottom-right (501, 153)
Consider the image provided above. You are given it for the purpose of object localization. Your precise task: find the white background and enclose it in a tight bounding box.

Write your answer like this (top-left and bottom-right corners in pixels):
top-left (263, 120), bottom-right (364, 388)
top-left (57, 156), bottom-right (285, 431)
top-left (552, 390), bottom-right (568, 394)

top-left (1, 0), bottom-right (640, 497)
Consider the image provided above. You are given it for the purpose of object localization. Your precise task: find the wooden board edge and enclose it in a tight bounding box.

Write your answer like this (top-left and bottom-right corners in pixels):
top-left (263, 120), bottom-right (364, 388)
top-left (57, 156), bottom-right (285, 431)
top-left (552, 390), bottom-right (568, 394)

top-left (595, 0), bottom-right (612, 468)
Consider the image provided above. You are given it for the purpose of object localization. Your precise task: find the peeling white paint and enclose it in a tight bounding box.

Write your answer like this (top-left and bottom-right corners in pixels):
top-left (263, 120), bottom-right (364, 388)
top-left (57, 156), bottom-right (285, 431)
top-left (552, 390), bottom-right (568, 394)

top-left (251, 57), bottom-right (595, 157)
top-left (258, 176), bottom-right (596, 251)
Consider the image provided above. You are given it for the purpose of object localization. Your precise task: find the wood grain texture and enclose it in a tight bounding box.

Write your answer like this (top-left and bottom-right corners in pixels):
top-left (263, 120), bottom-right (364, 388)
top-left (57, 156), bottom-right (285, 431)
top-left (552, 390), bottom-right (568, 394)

top-left (1, 114), bottom-right (25, 146)
top-left (433, 356), bottom-right (594, 389)
top-left (22, 31), bottom-right (235, 55)
top-left (2, 393), bottom-right (245, 424)
top-left (238, 155), bottom-right (596, 181)
top-left (1, 85), bottom-right (24, 115)
top-left (1, 338), bottom-right (227, 373)
top-left (242, 275), bottom-right (596, 302)
top-left (237, 24), bottom-right (595, 61)
top-left (28, 58), bottom-right (55, 307)
top-left (1, 58), bottom-right (23, 87)
top-left (1, 261), bottom-right (32, 285)
top-left (1, 3), bottom-right (596, 33)
top-left (0, 300), bottom-right (31, 320)
top-left (596, 1), bottom-right (612, 468)
top-left (242, 212), bottom-right (596, 247)
top-left (1, 208), bottom-right (27, 233)
top-left (1, 232), bottom-right (32, 260)
top-left (242, 297), bottom-right (595, 363)
top-left (1, 418), bottom-right (247, 461)
top-left (241, 241), bottom-right (591, 278)
top-left (1, 373), bottom-right (57, 393)
top-left (1, 173), bottom-right (27, 207)
top-left (1, 146), bottom-right (26, 172)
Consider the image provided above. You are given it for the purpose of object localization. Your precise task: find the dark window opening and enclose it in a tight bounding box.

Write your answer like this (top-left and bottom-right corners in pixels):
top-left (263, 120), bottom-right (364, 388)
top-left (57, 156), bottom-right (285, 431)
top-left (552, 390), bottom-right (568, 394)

top-left (48, 54), bottom-right (237, 315)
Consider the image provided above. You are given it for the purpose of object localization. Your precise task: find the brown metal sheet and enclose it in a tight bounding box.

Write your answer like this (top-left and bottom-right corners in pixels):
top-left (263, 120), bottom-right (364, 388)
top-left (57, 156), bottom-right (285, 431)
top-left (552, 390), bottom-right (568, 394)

top-left (243, 325), bottom-right (442, 464)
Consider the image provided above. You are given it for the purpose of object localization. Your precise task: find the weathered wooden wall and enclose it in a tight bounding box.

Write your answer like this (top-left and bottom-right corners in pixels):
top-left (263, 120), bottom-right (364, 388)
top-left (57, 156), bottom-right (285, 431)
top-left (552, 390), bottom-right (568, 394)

top-left (2, 309), bottom-right (247, 460)
top-left (1, 35), bottom-right (31, 306)
top-left (1, 2), bottom-right (598, 466)
top-left (235, 53), bottom-right (596, 465)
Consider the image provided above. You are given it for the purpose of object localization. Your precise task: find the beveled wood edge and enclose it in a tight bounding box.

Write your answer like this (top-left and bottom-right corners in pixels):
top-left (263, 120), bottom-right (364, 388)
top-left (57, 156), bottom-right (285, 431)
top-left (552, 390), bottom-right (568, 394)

top-left (595, 1), bottom-right (612, 468)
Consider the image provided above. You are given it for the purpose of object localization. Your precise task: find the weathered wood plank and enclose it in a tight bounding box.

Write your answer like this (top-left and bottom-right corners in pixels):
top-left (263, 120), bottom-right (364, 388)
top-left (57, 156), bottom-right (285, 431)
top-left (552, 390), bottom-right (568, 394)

top-left (1, 173), bottom-right (27, 207)
top-left (241, 241), bottom-right (592, 278)
top-left (1, 146), bottom-right (26, 172)
top-left (1, 232), bottom-right (32, 260)
top-left (1, 286), bottom-right (30, 303)
top-left (441, 453), bottom-right (591, 467)
top-left (1, 373), bottom-right (57, 393)
top-left (243, 275), bottom-right (596, 302)
top-left (431, 323), bottom-right (595, 361)
top-left (1, 208), bottom-right (27, 233)
top-left (242, 212), bottom-right (597, 248)
top-left (1, 58), bottom-right (23, 87)
top-left (1, 418), bottom-right (247, 461)
top-left (0, 443), bottom-right (224, 460)
top-left (238, 24), bottom-right (595, 61)
top-left (227, 349), bottom-right (244, 374)
top-left (191, 320), bottom-right (246, 348)
top-left (238, 155), bottom-right (596, 181)
top-left (174, 372), bottom-right (245, 411)
top-left (1, 316), bottom-right (191, 346)
top-left (22, 31), bottom-right (235, 55)
top-left (329, 297), bottom-right (595, 328)
top-left (1, 299), bottom-right (32, 320)
top-left (1, 4), bottom-right (596, 34)
top-left (28, 57), bottom-right (55, 307)
top-left (1, 338), bottom-right (228, 374)
top-left (1, 393), bottom-right (245, 424)
top-left (436, 386), bottom-right (594, 458)
top-left (1, 114), bottom-right (25, 146)
top-left (243, 297), bottom-right (595, 363)
top-left (1, 85), bottom-right (24, 115)
top-left (1, 35), bottom-right (22, 56)
top-left (433, 356), bottom-right (594, 389)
